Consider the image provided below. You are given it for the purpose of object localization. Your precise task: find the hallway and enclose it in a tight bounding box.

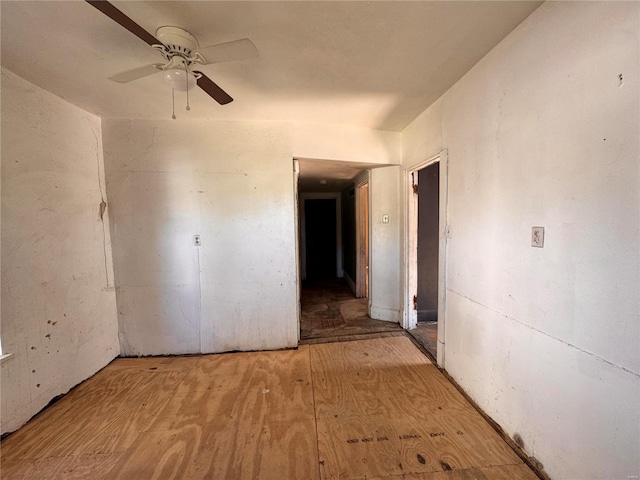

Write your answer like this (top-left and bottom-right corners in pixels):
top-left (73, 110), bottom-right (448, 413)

top-left (300, 278), bottom-right (402, 342)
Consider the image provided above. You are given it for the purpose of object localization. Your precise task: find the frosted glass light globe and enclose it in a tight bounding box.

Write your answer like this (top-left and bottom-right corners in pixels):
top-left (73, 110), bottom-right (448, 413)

top-left (163, 68), bottom-right (196, 92)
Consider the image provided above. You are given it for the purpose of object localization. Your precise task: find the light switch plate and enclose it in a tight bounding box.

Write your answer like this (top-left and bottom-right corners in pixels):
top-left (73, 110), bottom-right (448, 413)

top-left (382, 214), bottom-right (390, 224)
top-left (531, 226), bottom-right (544, 248)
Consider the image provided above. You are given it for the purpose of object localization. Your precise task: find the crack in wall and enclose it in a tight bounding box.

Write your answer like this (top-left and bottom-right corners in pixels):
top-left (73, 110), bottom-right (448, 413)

top-left (85, 117), bottom-right (110, 288)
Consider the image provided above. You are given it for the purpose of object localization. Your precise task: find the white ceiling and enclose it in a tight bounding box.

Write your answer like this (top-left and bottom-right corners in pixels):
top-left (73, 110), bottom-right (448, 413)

top-left (1, 1), bottom-right (541, 133)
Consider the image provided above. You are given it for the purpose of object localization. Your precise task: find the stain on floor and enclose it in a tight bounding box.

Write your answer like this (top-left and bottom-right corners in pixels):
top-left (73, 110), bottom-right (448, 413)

top-left (300, 278), bottom-right (402, 340)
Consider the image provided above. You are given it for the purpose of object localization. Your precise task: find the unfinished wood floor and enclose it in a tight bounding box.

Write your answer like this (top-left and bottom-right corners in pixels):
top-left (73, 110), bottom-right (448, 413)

top-left (0, 336), bottom-right (540, 480)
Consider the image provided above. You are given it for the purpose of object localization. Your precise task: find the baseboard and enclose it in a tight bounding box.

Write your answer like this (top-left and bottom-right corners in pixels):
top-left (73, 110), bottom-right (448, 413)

top-left (370, 305), bottom-right (400, 323)
top-left (417, 309), bottom-right (438, 322)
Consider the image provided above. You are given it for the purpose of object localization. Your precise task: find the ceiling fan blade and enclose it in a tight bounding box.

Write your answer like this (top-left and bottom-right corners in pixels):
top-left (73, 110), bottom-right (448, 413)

top-left (86, 1), bottom-right (159, 46)
top-left (109, 64), bottom-right (161, 83)
top-left (194, 72), bottom-right (233, 105)
top-left (197, 38), bottom-right (258, 65)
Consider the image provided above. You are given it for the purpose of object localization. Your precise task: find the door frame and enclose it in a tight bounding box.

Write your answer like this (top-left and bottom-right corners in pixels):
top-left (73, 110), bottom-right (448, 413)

top-left (299, 192), bottom-right (343, 280)
top-left (403, 150), bottom-right (449, 366)
top-left (293, 159), bottom-right (301, 343)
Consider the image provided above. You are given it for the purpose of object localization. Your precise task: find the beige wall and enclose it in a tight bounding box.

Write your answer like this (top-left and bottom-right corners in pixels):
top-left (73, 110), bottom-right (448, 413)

top-left (402, 2), bottom-right (639, 478)
top-left (1, 69), bottom-right (119, 434)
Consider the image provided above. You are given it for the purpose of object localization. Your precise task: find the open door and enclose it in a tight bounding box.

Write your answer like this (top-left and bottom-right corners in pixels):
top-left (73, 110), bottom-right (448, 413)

top-left (355, 180), bottom-right (369, 299)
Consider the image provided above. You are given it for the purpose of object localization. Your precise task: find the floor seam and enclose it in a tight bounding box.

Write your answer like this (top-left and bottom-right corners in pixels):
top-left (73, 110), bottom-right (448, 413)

top-left (308, 345), bottom-right (323, 480)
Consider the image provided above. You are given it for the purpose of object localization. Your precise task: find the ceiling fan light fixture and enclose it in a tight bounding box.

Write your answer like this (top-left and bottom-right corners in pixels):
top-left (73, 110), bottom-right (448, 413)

top-left (89, 1), bottom-right (244, 106)
top-left (163, 68), bottom-right (197, 92)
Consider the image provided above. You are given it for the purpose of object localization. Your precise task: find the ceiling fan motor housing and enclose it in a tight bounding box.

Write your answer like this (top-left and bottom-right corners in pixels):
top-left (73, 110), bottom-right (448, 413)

top-left (156, 26), bottom-right (199, 57)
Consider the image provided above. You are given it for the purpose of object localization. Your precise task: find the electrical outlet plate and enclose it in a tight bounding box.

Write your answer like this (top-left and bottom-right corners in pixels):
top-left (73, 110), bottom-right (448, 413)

top-left (382, 214), bottom-right (390, 224)
top-left (531, 226), bottom-right (544, 248)
top-left (194, 235), bottom-right (201, 246)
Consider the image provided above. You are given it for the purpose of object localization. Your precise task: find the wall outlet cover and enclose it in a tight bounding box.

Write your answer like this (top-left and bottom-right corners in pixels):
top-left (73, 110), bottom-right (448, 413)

top-left (531, 226), bottom-right (544, 248)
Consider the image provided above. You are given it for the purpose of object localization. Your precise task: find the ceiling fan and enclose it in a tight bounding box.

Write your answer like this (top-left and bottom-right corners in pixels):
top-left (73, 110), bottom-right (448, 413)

top-left (86, 0), bottom-right (258, 109)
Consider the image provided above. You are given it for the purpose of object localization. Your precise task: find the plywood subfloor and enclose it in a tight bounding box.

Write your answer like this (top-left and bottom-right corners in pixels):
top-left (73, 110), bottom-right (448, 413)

top-left (0, 336), bottom-right (540, 480)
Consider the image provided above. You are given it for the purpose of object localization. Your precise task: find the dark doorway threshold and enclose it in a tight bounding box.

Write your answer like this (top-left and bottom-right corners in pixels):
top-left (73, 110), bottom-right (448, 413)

top-left (299, 278), bottom-right (401, 344)
top-left (408, 322), bottom-right (438, 358)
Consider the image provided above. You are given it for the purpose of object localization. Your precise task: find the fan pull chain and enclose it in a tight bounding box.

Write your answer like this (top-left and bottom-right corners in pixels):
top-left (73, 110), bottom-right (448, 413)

top-left (171, 88), bottom-right (176, 120)
top-left (185, 71), bottom-right (191, 111)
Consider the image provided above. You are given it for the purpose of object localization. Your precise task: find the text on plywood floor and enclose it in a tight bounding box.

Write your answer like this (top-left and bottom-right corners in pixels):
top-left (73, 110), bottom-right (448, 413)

top-left (0, 336), bottom-right (540, 479)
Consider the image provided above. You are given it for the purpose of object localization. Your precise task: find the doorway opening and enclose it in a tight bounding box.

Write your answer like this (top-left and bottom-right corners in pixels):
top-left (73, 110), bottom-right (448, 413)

top-left (295, 159), bottom-right (401, 342)
top-left (417, 163), bottom-right (439, 323)
top-left (298, 192), bottom-right (342, 283)
top-left (304, 197), bottom-right (340, 280)
top-left (405, 153), bottom-right (448, 364)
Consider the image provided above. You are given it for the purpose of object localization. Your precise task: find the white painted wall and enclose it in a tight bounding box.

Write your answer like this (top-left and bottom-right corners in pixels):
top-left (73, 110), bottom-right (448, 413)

top-left (1, 69), bottom-right (119, 434)
top-left (402, 3), bottom-right (639, 479)
top-left (370, 166), bottom-right (402, 322)
top-left (103, 119), bottom-right (400, 355)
